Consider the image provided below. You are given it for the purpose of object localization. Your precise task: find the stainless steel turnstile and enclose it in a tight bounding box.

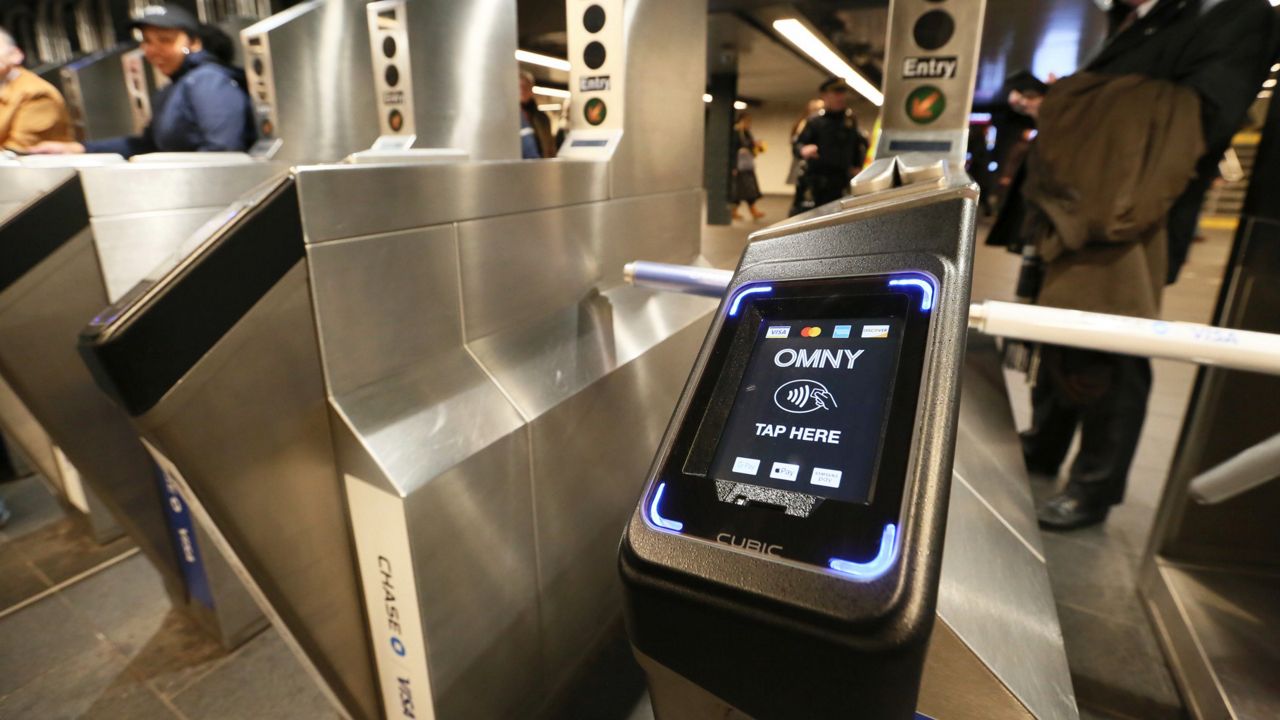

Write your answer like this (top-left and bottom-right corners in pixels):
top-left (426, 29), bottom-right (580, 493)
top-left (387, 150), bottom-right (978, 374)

top-left (1139, 92), bottom-right (1280, 719)
top-left (0, 159), bottom-right (280, 648)
top-left (59, 44), bottom-right (148, 142)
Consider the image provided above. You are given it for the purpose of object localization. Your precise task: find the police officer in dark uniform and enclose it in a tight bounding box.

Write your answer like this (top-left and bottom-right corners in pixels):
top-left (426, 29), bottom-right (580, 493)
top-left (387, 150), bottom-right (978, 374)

top-left (790, 77), bottom-right (869, 216)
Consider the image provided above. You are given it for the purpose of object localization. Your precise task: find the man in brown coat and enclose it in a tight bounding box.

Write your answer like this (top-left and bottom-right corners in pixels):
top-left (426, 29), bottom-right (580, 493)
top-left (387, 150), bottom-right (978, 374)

top-left (1016, 0), bottom-right (1277, 530)
top-left (0, 27), bottom-right (74, 152)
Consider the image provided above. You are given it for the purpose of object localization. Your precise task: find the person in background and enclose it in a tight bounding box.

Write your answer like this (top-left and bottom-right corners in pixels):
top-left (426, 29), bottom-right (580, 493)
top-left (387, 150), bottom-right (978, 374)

top-left (790, 78), bottom-right (868, 216)
top-left (1012, 0), bottom-right (1277, 530)
top-left (0, 26), bottom-right (73, 152)
top-left (29, 4), bottom-right (254, 158)
top-left (519, 70), bottom-right (555, 159)
top-left (730, 111), bottom-right (765, 221)
top-left (786, 98), bottom-right (823, 187)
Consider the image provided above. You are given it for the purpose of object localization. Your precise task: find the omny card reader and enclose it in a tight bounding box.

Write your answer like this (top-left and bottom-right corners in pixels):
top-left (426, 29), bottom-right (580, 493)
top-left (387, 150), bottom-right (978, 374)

top-left (620, 157), bottom-right (977, 719)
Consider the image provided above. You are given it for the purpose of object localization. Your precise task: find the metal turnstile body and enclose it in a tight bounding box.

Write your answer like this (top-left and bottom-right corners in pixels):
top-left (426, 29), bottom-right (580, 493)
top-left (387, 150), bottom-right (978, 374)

top-left (0, 161), bottom-right (278, 648)
top-left (59, 44), bottom-right (145, 142)
top-left (81, 175), bottom-right (373, 717)
top-left (621, 165), bottom-right (1077, 719)
top-left (83, 0), bottom-right (709, 717)
top-left (1139, 90), bottom-right (1280, 719)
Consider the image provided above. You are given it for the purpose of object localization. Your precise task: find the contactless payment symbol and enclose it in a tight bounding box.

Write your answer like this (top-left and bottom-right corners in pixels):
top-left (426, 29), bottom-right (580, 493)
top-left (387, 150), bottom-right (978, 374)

top-left (584, 97), bottom-right (607, 126)
top-left (775, 379), bottom-right (837, 414)
top-left (799, 326), bottom-right (822, 338)
top-left (906, 85), bottom-right (946, 124)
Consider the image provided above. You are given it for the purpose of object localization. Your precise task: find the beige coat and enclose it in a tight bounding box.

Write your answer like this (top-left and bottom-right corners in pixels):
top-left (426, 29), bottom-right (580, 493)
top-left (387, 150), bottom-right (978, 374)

top-left (1023, 72), bottom-right (1205, 319)
top-left (0, 67), bottom-right (74, 151)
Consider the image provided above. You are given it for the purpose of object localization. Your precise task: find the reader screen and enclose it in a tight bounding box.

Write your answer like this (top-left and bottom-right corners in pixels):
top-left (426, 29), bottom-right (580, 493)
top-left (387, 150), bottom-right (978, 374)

top-left (707, 316), bottom-right (904, 504)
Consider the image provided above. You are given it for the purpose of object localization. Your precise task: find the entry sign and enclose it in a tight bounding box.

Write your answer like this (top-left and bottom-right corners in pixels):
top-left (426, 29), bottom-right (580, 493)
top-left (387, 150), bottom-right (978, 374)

top-left (903, 56), bottom-right (958, 80)
top-left (559, 0), bottom-right (625, 158)
top-left (876, 0), bottom-right (987, 164)
top-left (367, 0), bottom-right (417, 147)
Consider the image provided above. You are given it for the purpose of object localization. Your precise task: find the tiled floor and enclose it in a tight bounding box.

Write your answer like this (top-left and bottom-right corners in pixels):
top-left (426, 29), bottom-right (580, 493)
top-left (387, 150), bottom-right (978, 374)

top-left (0, 194), bottom-right (1228, 719)
top-left (0, 475), bottom-right (336, 720)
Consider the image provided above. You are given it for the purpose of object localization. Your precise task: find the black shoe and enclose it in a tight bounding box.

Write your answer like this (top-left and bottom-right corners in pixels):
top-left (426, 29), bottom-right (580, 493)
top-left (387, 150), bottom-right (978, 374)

top-left (1037, 492), bottom-right (1109, 531)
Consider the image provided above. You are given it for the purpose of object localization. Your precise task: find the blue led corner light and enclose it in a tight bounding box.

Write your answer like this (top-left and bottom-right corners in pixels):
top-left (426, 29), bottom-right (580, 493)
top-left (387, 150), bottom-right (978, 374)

top-left (649, 483), bottom-right (684, 532)
top-left (887, 276), bottom-right (935, 312)
top-left (829, 523), bottom-right (897, 580)
top-left (728, 285), bottom-right (773, 317)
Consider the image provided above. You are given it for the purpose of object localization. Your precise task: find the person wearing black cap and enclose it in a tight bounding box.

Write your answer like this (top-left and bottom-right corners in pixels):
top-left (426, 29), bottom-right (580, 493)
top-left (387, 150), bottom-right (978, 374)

top-left (29, 4), bottom-right (254, 158)
top-left (789, 77), bottom-right (869, 216)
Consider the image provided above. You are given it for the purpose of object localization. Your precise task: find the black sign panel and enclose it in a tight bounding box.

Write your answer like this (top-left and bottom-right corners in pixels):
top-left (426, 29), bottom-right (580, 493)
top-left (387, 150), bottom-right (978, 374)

top-left (708, 317), bottom-right (904, 503)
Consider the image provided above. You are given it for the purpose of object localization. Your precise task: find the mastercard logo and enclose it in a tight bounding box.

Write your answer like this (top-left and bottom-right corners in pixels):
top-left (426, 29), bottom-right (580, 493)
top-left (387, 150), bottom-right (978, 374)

top-left (800, 326), bottom-right (822, 338)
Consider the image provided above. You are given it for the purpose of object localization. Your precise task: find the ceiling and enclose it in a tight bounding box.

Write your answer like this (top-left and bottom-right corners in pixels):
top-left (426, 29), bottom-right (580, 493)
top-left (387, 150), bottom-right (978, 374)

top-left (708, 13), bottom-right (828, 105)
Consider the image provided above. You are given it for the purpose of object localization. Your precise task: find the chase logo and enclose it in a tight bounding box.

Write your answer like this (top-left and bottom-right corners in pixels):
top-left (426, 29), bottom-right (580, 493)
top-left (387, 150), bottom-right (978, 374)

top-left (774, 379), bottom-right (837, 413)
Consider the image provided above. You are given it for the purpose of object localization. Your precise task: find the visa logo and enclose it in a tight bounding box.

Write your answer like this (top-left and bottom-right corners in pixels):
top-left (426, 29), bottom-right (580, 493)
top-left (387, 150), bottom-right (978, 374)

top-left (766, 326), bottom-right (791, 339)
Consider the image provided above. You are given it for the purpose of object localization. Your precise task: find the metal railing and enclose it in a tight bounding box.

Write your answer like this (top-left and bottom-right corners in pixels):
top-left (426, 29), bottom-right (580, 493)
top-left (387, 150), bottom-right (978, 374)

top-left (626, 259), bottom-right (1280, 506)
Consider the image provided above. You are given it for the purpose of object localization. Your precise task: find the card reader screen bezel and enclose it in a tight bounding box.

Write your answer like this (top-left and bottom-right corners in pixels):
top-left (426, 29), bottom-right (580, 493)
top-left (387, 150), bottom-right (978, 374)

top-left (648, 275), bottom-right (933, 572)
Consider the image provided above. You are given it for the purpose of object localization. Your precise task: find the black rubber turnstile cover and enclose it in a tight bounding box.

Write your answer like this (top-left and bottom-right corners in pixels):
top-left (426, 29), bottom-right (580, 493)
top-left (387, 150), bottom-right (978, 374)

top-left (0, 175), bottom-right (90, 292)
top-left (80, 177), bottom-right (302, 417)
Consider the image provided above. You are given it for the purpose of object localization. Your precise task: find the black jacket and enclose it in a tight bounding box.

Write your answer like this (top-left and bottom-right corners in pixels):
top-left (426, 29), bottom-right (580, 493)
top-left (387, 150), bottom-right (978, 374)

top-left (792, 109), bottom-right (866, 179)
top-left (1087, 0), bottom-right (1278, 280)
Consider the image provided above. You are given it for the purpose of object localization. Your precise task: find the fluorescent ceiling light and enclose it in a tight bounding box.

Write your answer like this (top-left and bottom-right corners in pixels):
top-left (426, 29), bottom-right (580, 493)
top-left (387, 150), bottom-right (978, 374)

top-left (702, 93), bottom-right (713, 103)
top-left (772, 18), bottom-right (883, 107)
top-left (516, 50), bottom-right (571, 72)
top-left (1265, 78), bottom-right (1278, 89)
top-left (733, 100), bottom-right (748, 110)
top-left (533, 85), bottom-right (571, 98)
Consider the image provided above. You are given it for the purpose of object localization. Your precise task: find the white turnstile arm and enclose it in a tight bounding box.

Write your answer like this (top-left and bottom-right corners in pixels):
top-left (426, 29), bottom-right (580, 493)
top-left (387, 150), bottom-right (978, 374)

top-left (1187, 433), bottom-right (1280, 505)
top-left (625, 261), bottom-right (1280, 377)
top-left (968, 301), bottom-right (1280, 376)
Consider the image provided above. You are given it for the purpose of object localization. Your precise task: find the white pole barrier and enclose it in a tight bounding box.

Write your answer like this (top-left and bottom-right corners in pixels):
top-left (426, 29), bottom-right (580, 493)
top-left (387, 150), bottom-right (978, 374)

top-left (969, 301), bottom-right (1280, 377)
top-left (626, 261), bottom-right (1280, 377)
top-left (1187, 432), bottom-right (1280, 505)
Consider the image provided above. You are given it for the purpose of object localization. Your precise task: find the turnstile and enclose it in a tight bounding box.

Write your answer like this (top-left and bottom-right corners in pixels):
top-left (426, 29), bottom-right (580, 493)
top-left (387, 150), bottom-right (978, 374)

top-left (82, 174), bottom-right (379, 720)
top-left (1139, 82), bottom-right (1280, 719)
top-left (58, 44), bottom-right (150, 142)
top-left (0, 159), bottom-right (279, 648)
top-left (621, 162), bottom-right (1077, 719)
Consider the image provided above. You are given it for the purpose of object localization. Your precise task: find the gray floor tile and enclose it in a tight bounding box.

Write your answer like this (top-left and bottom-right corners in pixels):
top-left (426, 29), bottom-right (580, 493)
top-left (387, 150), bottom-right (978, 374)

top-left (5, 515), bottom-right (135, 587)
top-left (1041, 532), bottom-right (1148, 629)
top-left (60, 553), bottom-right (173, 657)
top-left (0, 475), bottom-right (66, 541)
top-left (1044, 502), bottom-right (1156, 569)
top-left (122, 608), bottom-right (231, 700)
top-left (0, 594), bottom-right (103, 696)
top-left (0, 546), bottom-right (50, 610)
top-left (1056, 602), bottom-right (1184, 720)
top-left (0, 639), bottom-right (175, 720)
top-left (172, 629), bottom-right (338, 720)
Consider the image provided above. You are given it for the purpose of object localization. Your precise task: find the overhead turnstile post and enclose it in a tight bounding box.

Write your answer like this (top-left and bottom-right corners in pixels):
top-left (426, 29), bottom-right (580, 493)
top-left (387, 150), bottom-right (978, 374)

top-left (877, 0), bottom-right (987, 165)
